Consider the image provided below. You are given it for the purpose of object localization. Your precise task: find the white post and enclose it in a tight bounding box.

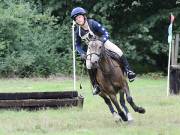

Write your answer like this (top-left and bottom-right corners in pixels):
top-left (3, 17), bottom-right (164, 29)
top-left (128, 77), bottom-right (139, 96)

top-left (167, 38), bottom-right (172, 96)
top-left (167, 13), bottom-right (175, 96)
top-left (72, 21), bottom-right (76, 91)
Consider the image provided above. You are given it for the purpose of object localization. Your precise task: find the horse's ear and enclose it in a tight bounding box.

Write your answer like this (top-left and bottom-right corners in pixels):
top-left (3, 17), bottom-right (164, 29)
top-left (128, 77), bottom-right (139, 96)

top-left (89, 35), bottom-right (103, 42)
top-left (88, 34), bottom-right (96, 41)
top-left (92, 36), bottom-right (96, 41)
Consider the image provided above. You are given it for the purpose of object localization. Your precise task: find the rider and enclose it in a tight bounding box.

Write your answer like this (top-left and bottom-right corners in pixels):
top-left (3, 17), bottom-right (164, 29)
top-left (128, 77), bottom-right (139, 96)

top-left (71, 7), bottom-right (136, 95)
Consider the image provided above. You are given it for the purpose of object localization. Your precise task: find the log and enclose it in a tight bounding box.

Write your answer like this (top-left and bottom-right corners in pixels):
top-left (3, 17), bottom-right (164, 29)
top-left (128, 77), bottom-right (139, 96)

top-left (170, 68), bottom-right (180, 94)
top-left (171, 65), bottom-right (180, 70)
top-left (0, 91), bottom-right (84, 110)
top-left (0, 97), bottom-right (84, 109)
top-left (0, 91), bottom-right (78, 100)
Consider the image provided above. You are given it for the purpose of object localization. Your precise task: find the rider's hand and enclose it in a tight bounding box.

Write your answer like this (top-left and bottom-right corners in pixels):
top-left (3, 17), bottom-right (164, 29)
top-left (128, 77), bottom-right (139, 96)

top-left (80, 53), bottom-right (86, 60)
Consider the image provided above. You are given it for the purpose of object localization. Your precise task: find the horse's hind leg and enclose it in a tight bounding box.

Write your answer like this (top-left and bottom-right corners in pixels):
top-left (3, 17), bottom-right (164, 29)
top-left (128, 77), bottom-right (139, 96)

top-left (123, 83), bottom-right (145, 114)
top-left (109, 94), bottom-right (128, 121)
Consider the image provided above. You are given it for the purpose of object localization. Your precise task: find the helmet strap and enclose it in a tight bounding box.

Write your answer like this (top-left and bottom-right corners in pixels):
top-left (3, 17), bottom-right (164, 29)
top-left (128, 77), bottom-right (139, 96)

top-left (82, 15), bottom-right (87, 26)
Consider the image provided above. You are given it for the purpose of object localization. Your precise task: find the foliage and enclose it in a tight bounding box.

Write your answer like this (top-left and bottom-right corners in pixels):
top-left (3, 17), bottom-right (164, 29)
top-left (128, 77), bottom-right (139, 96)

top-left (0, 0), bottom-right (180, 77)
top-left (0, 0), bottom-right (74, 77)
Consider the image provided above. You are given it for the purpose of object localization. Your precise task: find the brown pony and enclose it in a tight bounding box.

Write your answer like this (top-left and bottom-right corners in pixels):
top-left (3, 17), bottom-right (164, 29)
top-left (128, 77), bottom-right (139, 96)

top-left (87, 39), bottom-right (145, 122)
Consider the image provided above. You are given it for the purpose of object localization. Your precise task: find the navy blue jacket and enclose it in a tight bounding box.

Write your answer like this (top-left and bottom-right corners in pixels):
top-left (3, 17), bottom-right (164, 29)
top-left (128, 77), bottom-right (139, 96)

top-left (75, 19), bottom-right (109, 55)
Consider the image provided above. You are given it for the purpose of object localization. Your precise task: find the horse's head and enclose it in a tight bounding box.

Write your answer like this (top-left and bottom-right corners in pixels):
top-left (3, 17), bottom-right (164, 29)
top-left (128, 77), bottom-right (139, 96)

top-left (88, 39), bottom-right (104, 68)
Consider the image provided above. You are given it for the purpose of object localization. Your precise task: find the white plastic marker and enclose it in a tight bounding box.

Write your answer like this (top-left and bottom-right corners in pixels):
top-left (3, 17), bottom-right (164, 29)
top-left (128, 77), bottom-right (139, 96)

top-left (72, 21), bottom-right (76, 91)
top-left (167, 13), bottom-right (175, 96)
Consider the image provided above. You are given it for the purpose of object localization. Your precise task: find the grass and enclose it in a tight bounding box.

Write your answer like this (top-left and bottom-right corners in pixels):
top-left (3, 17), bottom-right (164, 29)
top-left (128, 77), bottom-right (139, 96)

top-left (0, 76), bottom-right (180, 135)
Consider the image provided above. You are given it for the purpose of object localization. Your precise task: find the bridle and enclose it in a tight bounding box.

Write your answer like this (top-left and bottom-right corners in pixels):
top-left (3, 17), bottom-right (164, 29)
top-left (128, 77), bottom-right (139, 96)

top-left (86, 40), bottom-right (104, 63)
top-left (87, 43), bottom-right (116, 74)
top-left (86, 52), bottom-right (101, 61)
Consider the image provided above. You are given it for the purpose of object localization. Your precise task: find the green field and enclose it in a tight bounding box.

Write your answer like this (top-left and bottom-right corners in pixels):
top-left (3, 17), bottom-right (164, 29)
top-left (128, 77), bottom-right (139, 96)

top-left (0, 77), bottom-right (180, 135)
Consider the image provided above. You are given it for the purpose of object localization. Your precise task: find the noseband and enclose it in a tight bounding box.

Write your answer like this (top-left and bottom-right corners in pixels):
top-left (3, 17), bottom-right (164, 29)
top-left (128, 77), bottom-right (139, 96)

top-left (86, 46), bottom-right (104, 62)
top-left (86, 52), bottom-right (101, 60)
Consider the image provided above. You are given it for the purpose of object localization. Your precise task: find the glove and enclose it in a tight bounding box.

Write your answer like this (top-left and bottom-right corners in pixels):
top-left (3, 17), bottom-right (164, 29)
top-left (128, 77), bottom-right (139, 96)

top-left (80, 53), bottom-right (86, 60)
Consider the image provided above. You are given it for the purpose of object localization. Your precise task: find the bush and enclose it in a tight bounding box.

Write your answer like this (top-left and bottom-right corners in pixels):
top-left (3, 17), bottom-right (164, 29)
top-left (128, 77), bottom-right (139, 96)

top-left (0, 0), bottom-right (76, 77)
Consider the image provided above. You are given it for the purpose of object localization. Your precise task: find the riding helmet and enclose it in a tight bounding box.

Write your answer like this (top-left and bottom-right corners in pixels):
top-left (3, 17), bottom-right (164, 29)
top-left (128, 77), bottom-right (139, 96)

top-left (71, 7), bottom-right (87, 20)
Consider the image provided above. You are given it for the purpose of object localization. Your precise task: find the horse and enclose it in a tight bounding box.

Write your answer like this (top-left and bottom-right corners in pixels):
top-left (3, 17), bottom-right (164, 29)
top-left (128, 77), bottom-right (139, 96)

top-left (87, 39), bottom-right (145, 122)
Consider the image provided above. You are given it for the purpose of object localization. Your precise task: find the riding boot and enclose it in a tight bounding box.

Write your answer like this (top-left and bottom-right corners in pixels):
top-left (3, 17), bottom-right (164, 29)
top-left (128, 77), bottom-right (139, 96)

top-left (119, 55), bottom-right (136, 82)
top-left (87, 69), bottom-right (101, 95)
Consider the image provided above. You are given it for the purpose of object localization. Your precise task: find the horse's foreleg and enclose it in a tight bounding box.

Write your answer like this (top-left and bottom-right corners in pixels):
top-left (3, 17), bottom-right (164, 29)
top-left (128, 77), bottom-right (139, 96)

top-left (119, 90), bottom-right (134, 121)
top-left (123, 84), bottom-right (145, 114)
top-left (99, 93), bottom-right (115, 114)
top-left (99, 93), bottom-right (121, 122)
top-left (109, 94), bottom-right (128, 121)
top-left (119, 91), bottom-right (129, 114)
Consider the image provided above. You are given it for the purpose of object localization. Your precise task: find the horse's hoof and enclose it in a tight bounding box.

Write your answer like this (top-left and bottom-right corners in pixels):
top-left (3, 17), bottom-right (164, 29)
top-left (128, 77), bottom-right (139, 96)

top-left (138, 107), bottom-right (145, 114)
top-left (113, 112), bottom-right (121, 123)
top-left (127, 113), bottom-right (134, 122)
top-left (119, 112), bottom-right (128, 121)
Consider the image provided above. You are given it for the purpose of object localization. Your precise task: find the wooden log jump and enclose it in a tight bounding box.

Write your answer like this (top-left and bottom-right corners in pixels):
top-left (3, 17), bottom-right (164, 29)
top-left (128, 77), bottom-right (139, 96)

top-left (0, 91), bottom-right (84, 110)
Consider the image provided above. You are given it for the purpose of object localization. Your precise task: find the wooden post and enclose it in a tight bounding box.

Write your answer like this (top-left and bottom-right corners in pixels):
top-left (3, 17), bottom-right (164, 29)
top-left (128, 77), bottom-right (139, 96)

top-left (170, 34), bottom-right (180, 94)
top-left (174, 34), bottom-right (179, 65)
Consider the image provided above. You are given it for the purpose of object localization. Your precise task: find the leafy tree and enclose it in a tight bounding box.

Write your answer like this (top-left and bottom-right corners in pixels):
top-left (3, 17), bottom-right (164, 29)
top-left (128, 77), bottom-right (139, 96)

top-left (0, 0), bottom-right (180, 77)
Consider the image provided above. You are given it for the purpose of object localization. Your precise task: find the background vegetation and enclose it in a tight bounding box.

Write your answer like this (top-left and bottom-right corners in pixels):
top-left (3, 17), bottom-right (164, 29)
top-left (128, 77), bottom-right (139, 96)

top-left (0, 0), bottom-right (180, 77)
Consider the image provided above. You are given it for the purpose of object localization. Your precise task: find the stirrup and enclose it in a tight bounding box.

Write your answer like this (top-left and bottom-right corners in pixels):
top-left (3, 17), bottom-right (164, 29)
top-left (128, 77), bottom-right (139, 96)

top-left (92, 85), bottom-right (101, 95)
top-left (127, 71), bottom-right (136, 82)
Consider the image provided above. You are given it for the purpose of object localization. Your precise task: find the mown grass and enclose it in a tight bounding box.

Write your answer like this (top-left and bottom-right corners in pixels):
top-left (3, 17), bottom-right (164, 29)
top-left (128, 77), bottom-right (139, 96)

top-left (0, 76), bottom-right (180, 135)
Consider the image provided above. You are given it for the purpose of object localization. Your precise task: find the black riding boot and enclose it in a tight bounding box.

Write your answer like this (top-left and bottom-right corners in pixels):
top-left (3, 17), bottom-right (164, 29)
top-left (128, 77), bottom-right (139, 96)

top-left (88, 69), bottom-right (101, 95)
top-left (119, 55), bottom-right (136, 82)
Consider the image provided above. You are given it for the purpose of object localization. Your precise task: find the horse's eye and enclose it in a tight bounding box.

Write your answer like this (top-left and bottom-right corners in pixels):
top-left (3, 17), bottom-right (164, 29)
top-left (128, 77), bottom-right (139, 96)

top-left (99, 46), bottom-right (102, 49)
